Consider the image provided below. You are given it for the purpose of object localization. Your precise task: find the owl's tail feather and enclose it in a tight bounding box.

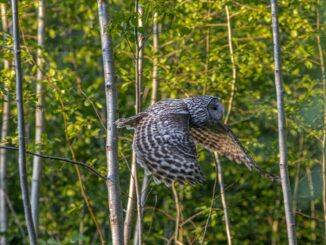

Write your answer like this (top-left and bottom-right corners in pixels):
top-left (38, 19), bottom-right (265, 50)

top-left (115, 112), bottom-right (148, 129)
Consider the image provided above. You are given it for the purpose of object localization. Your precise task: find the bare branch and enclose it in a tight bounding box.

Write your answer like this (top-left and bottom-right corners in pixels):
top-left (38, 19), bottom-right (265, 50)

top-left (0, 146), bottom-right (107, 180)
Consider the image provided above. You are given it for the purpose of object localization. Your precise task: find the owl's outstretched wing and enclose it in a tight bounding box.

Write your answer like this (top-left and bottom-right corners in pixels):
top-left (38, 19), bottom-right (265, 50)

top-left (190, 123), bottom-right (279, 181)
top-left (133, 113), bottom-right (204, 186)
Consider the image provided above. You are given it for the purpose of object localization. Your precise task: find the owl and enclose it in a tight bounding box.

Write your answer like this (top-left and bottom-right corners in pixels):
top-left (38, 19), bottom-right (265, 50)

top-left (116, 95), bottom-right (277, 186)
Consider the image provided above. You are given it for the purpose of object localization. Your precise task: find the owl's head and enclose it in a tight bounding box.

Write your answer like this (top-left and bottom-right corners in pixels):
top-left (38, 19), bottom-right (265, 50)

top-left (184, 95), bottom-right (224, 126)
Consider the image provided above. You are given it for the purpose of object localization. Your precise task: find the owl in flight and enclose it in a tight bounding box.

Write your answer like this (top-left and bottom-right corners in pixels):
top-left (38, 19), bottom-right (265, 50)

top-left (116, 95), bottom-right (277, 186)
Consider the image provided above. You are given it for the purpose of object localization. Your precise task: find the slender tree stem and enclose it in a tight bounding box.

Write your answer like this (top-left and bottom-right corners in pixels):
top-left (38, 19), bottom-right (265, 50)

top-left (215, 153), bottom-right (232, 244)
top-left (202, 5), bottom-right (210, 96)
top-left (97, 0), bottom-right (124, 244)
top-left (201, 154), bottom-right (218, 244)
top-left (134, 1), bottom-right (143, 114)
top-left (0, 4), bottom-right (10, 245)
top-left (292, 135), bottom-right (304, 212)
top-left (4, 192), bottom-right (27, 242)
top-left (208, 5), bottom-right (235, 244)
top-left (151, 12), bottom-right (159, 105)
top-left (126, 3), bottom-right (143, 245)
top-left (270, 1), bottom-right (297, 244)
top-left (31, 0), bottom-right (45, 235)
top-left (124, 154), bottom-right (136, 245)
top-left (306, 166), bottom-right (316, 242)
top-left (134, 11), bottom-right (160, 245)
top-left (316, 0), bottom-right (326, 238)
top-left (11, 0), bottom-right (37, 243)
top-left (224, 5), bottom-right (237, 123)
top-left (171, 182), bottom-right (181, 245)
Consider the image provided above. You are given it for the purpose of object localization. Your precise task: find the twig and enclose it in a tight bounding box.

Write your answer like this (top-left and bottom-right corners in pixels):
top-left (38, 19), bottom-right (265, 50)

top-left (201, 158), bottom-right (218, 244)
top-left (296, 211), bottom-right (325, 223)
top-left (0, 45), bottom-right (13, 50)
top-left (80, 89), bottom-right (107, 131)
top-left (4, 192), bottom-right (27, 243)
top-left (0, 146), bottom-right (106, 180)
top-left (306, 166), bottom-right (317, 241)
top-left (292, 135), bottom-right (304, 212)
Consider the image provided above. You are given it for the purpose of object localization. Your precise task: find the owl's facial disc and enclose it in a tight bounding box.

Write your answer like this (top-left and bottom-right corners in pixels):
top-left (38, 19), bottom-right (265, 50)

top-left (207, 99), bottom-right (224, 122)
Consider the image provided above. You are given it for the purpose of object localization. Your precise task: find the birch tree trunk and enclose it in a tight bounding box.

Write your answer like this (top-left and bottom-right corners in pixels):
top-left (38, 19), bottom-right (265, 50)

top-left (0, 4), bottom-right (10, 245)
top-left (31, 0), bottom-right (45, 235)
top-left (11, 0), bottom-right (38, 243)
top-left (97, 0), bottom-right (124, 244)
top-left (270, 1), bottom-right (297, 244)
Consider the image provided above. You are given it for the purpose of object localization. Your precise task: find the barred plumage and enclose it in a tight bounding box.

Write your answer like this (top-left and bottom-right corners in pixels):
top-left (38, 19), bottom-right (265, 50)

top-left (116, 95), bottom-right (278, 186)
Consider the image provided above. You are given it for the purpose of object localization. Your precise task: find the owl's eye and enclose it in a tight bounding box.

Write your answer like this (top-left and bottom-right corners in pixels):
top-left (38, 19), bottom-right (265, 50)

top-left (212, 106), bottom-right (218, 110)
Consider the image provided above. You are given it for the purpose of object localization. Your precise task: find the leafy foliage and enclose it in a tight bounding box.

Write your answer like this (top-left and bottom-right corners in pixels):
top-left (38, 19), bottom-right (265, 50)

top-left (0, 0), bottom-right (325, 243)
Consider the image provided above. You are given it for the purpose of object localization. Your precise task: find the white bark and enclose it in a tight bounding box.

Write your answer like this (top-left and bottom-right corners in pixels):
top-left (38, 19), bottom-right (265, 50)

top-left (31, 0), bottom-right (45, 235)
top-left (11, 0), bottom-right (37, 243)
top-left (270, 1), bottom-right (297, 244)
top-left (150, 12), bottom-right (159, 106)
top-left (97, 0), bottom-right (124, 244)
top-left (0, 4), bottom-right (10, 245)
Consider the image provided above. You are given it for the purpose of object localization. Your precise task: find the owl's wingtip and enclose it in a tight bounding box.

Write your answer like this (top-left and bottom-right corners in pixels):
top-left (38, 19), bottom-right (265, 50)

top-left (115, 118), bottom-right (128, 128)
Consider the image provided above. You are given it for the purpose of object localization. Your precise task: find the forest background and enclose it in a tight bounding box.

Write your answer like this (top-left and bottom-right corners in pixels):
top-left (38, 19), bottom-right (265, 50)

top-left (0, 0), bottom-right (325, 244)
